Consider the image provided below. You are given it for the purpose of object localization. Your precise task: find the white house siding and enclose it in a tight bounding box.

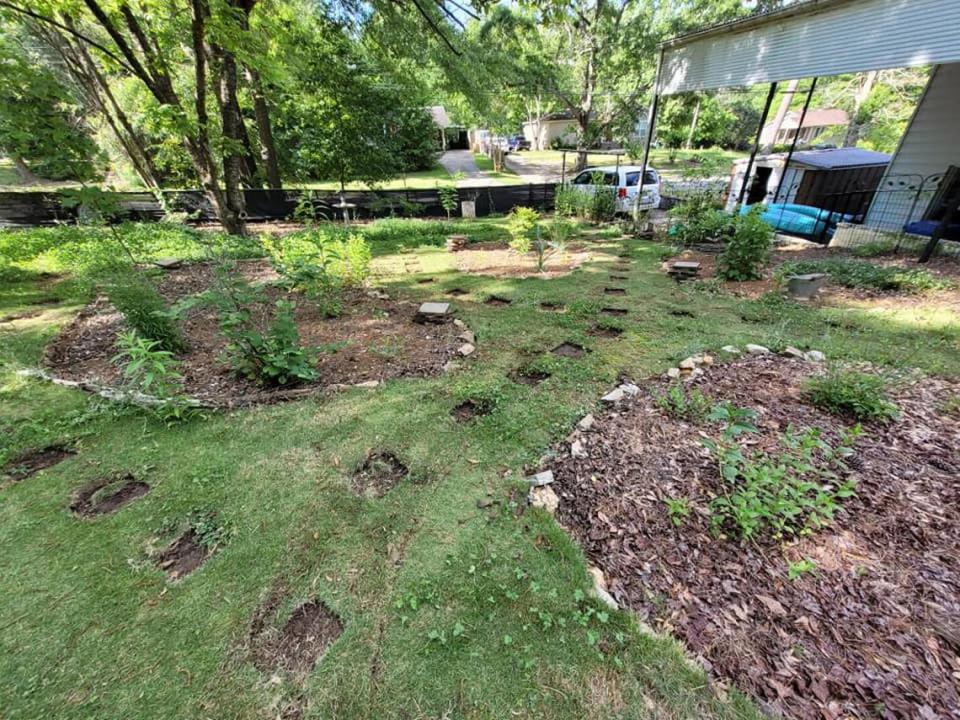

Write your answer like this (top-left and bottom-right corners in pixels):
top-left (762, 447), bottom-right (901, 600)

top-left (658, 0), bottom-right (960, 95)
top-left (864, 63), bottom-right (960, 230)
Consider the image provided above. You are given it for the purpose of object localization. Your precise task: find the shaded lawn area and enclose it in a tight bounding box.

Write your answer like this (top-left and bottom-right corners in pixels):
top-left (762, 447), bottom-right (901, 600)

top-left (519, 148), bottom-right (748, 179)
top-left (1, 219), bottom-right (959, 719)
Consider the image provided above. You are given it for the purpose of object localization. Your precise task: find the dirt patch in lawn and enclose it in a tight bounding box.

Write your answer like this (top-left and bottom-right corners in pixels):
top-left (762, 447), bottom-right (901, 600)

top-left (155, 529), bottom-right (210, 579)
top-left (70, 475), bottom-right (149, 517)
top-left (2, 445), bottom-right (75, 485)
top-left (603, 287), bottom-right (626, 296)
top-left (538, 301), bottom-right (565, 312)
top-left (446, 288), bottom-right (468, 297)
top-left (44, 260), bottom-right (462, 407)
top-left (352, 451), bottom-right (408, 498)
top-left (551, 342), bottom-right (588, 358)
top-left (510, 368), bottom-right (551, 386)
top-left (453, 241), bottom-right (591, 278)
top-left (599, 307), bottom-right (628, 317)
top-left (451, 399), bottom-right (490, 423)
top-left (484, 296), bottom-right (512, 307)
top-left (588, 325), bottom-right (622, 338)
top-left (550, 355), bottom-right (960, 720)
top-left (251, 595), bottom-right (343, 677)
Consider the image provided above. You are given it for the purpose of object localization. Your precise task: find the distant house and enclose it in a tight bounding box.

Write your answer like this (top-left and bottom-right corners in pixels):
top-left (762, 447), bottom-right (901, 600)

top-left (759, 108), bottom-right (849, 147)
top-left (522, 112), bottom-right (579, 151)
top-left (428, 106), bottom-right (467, 150)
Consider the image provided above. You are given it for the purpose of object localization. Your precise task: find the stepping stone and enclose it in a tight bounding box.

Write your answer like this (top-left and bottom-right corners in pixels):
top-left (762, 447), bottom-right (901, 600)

top-left (668, 261), bottom-right (701, 283)
top-left (527, 470), bottom-right (554, 487)
top-left (414, 302), bottom-right (451, 324)
top-left (154, 258), bottom-right (183, 270)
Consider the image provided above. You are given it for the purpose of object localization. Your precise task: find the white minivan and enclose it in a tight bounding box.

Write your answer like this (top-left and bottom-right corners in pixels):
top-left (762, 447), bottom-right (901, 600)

top-left (568, 164), bottom-right (661, 214)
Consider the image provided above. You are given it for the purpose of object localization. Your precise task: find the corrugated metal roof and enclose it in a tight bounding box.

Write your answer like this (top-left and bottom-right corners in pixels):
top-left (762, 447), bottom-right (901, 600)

top-left (658, 0), bottom-right (960, 94)
top-left (790, 148), bottom-right (891, 169)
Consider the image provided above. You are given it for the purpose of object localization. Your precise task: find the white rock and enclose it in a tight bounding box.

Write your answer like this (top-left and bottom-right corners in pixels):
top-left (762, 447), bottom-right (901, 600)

top-left (701, 354), bottom-right (714, 366)
top-left (527, 470), bottom-right (554, 487)
top-left (577, 414), bottom-right (595, 431)
top-left (805, 350), bottom-right (826, 363)
top-left (418, 302), bottom-right (449, 316)
top-left (781, 346), bottom-right (805, 359)
top-left (619, 383), bottom-right (640, 396)
top-left (601, 388), bottom-right (625, 403)
top-left (587, 566), bottom-right (607, 591)
top-left (457, 330), bottom-right (476, 344)
top-left (587, 566), bottom-right (618, 609)
top-left (721, 345), bottom-right (740, 354)
top-left (354, 380), bottom-right (380, 388)
top-left (457, 343), bottom-right (476, 357)
top-left (529, 485), bottom-right (560, 514)
top-left (745, 344), bottom-right (770, 355)
top-left (453, 319), bottom-right (466, 329)
top-left (683, 367), bottom-right (705, 382)
top-left (679, 357), bottom-right (698, 370)
top-left (571, 440), bottom-right (587, 459)
top-left (666, 367), bottom-right (681, 379)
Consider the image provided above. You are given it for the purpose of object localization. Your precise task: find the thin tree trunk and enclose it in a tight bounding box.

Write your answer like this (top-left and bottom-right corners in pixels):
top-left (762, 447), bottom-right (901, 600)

top-left (12, 157), bottom-right (40, 185)
top-left (844, 70), bottom-right (878, 147)
top-left (244, 67), bottom-right (282, 188)
top-left (685, 97), bottom-right (701, 149)
top-left (212, 45), bottom-right (248, 226)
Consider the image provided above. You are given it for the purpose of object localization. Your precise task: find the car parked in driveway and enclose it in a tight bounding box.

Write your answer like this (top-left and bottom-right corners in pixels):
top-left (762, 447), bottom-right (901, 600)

top-left (507, 135), bottom-right (530, 152)
top-left (568, 164), bottom-right (661, 213)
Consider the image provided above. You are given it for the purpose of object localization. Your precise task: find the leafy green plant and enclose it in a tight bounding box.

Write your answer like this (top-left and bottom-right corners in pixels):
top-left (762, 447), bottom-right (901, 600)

top-left (105, 274), bottom-right (185, 353)
top-left (437, 183), bottom-right (460, 219)
top-left (803, 369), bottom-right (899, 422)
top-left (112, 331), bottom-right (196, 422)
top-left (704, 404), bottom-right (860, 540)
top-left (554, 185), bottom-right (582, 217)
top-left (717, 206), bottom-right (773, 281)
top-left (588, 174), bottom-right (617, 222)
top-left (655, 382), bottom-right (712, 422)
top-left (787, 558), bottom-right (818, 580)
top-left (668, 194), bottom-right (732, 246)
top-left (506, 206), bottom-right (540, 254)
top-left (663, 497), bottom-right (690, 527)
top-left (777, 258), bottom-right (947, 293)
top-left (851, 240), bottom-right (896, 258)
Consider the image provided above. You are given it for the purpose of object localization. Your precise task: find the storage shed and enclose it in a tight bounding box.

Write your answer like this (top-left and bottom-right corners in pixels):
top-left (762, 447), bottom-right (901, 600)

top-left (725, 147), bottom-right (890, 214)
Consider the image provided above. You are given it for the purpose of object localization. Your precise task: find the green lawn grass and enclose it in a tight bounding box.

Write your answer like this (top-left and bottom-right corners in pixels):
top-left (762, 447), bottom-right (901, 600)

top-left (519, 148), bottom-right (748, 179)
top-left (2, 219), bottom-right (958, 719)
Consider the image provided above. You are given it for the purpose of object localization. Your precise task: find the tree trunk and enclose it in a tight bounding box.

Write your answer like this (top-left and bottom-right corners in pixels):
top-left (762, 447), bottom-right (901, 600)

top-left (843, 70), bottom-right (878, 148)
top-left (685, 98), bottom-right (701, 149)
top-left (213, 47), bottom-right (248, 227)
top-left (245, 67), bottom-right (282, 188)
top-left (12, 157), bottom-right (40, 185)
top-left (762, 78), bottom-right (799, 153)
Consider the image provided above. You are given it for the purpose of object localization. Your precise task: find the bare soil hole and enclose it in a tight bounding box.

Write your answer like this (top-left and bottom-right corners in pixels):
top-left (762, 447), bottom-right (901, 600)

top-left (485, 296), bottom-right (512, 307)
top-left (451, 399), bottom-right (491, 423)
top-left (70, 475), bottom-right (149, 517)
top-left (416, 277), bottom-right (434, 284)
top-left (253, 599), bottom-right (343, 676)
top-left (609, 274), bottom-right (628, 281)
top-left (669, 309), bottom-right (695, 318)
top-left (538, 302), bottom-right (565, 312)
top-left (588, 325), bottom-right (623, 338)
top-left (604, 287), bottom-right (627, 296)
top-left (447, 288), bottom-right (468, 297)
top-left (3, 445), bottom-right (75, 483)
top-left (600, 307), bottom-right (628, 316)
top-left (352, 451), bottom-right (408, 498)
top-left (511, 368), bottom-right (551, 386)
top-left (551, 342), bottom-right (588, 359)
top-left (156, 529), bottom-right (210, 580)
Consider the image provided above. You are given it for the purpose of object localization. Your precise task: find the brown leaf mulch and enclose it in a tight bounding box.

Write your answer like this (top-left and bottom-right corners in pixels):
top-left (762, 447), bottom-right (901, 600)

top-left (550, 355), bottom-right (960, 720)
top-left (44, 260), bottom-right (462, 407)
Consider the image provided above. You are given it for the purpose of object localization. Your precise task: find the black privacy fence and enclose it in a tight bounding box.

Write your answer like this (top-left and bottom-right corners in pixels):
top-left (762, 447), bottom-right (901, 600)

top-left (0, 184), bottom-right (557, 227)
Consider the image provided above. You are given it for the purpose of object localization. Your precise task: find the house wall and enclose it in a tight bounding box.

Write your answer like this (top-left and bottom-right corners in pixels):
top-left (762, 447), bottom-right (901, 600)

top-left (659, 0), bottom-right (960, 95)
top-left (865, 62), bottom-right (960, 229)
top-left (522, 120), bottom-right (578, 151)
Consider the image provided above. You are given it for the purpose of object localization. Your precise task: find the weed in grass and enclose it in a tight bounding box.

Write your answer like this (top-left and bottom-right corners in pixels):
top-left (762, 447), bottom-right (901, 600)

top-left (803, 369), bottom-right (899, 422)
top-left (778, 258), bottom-right (949, 293)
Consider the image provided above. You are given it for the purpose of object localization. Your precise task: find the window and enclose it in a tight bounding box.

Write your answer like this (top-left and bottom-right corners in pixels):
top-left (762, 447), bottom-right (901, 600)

top-left (625, 171), bottom-right (659, 187)
top-left (572, 172), bottom-right (593, 185)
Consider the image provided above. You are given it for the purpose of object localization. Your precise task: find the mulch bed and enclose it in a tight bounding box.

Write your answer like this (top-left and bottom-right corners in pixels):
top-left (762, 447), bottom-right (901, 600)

top-left (550, 355), bottom-right (960, 720)
top-left (43, 260), bottom-right (462, 407)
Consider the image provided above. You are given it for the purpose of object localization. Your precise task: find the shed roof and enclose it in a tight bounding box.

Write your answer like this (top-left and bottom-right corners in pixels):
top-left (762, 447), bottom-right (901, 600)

top-left (777, 108), bottom-right (849, 130)
top-left (740, 147), bottom-right (892, 169)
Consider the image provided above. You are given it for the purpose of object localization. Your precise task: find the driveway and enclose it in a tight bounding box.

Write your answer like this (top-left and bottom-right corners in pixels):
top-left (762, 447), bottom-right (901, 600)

top-left (503, 153), bottom-right (564, 184)
top-left (438, 150), bottom-right (502, 187)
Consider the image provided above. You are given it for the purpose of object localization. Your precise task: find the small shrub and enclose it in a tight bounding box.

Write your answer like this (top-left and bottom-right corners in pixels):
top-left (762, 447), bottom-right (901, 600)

top-left (112, 331), bottom-right (196, 422)
top-left (717, 206), bottom-right (773, 281)
top-left (437, 183), bottom-right (459, 219)
top-left (507, 206), bottom-right (540, 254)
top-left (704, 405), bottom-right (860, 540)
top-left (588, 178), bottom-right (617, 222)
top-left (803, 369), bottom-right (899, 422)
top-left (554, 185), bottom-right (582, 217)
top-left (668, 194), bottom-right (732, 246)
top-left (232, 299), bottom-right (319, 386)
top-left (787, 558), bottom-right (818, 580)
top-left (655, 383), bottom-right (713, 422)
top-left (105, 274), bottom-right (185, 353)
top-left (777, 258), bottom-right (947, 293)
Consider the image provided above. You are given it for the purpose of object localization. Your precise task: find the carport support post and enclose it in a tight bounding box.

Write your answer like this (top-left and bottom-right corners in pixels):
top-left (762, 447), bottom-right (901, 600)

top-left (736, 81), bottom-right (779, 208)
top-left (636, 48), bottom-right (664, 219)
top-left (772, 77), bottom-right (818, 205)
top-left (561, 151), bottom-right (567, 185)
